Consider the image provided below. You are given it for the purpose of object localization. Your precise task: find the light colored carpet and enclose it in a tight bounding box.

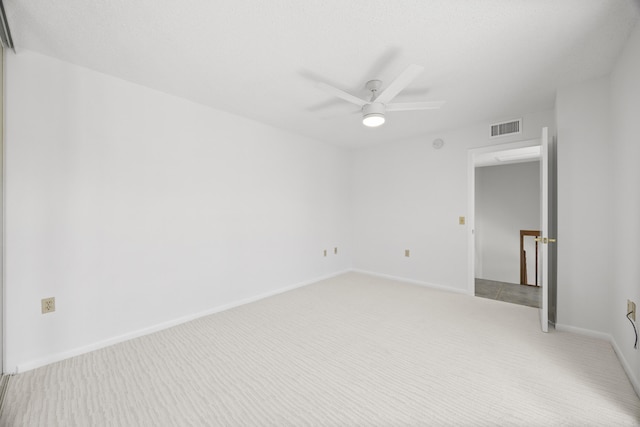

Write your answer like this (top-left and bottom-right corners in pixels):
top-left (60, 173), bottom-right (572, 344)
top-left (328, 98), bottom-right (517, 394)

top-left (2, 272), bottom-right (639, 426)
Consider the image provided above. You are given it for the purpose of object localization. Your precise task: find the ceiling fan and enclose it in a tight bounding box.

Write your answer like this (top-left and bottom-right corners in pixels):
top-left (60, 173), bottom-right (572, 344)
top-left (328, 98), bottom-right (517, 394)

top-left (316, 64), bottom-right (444, 127)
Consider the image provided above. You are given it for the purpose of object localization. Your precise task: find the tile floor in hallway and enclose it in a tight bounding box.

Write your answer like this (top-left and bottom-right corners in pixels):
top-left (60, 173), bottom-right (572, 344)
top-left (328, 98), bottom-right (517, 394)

top-left (475, 278), bottom-right (541, 308)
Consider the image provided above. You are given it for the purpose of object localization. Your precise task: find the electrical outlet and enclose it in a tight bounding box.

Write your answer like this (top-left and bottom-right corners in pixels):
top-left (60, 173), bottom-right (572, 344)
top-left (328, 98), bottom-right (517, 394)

top-left (405, 249), bottom-right (410, 257)
top-left (323, 249), bottom-right (327, 257)
top-left (41, 297), bottom-right (56, 314)
top-left (334, 247), bottom-right (338, 255)
top-left (628, 300), bottom-right (636, 321)
top-left (459, 216), bottom-right (466, 225)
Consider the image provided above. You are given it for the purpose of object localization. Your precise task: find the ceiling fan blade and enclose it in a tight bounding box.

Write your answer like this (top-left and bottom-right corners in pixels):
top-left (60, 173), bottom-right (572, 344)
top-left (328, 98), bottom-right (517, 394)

top-left (386, 101), bottom-right (445, 112)
top-left (374, 64), bottom-right (424, 104)
top-left (319, 109), bottom-right (361, 120)
top-left (316, 82), bottom-right (368, 106)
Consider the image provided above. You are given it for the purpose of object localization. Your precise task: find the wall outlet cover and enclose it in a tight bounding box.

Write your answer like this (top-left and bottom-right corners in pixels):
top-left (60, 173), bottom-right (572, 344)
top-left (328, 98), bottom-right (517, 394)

top-left (41, 297), bottom-right (56, 314)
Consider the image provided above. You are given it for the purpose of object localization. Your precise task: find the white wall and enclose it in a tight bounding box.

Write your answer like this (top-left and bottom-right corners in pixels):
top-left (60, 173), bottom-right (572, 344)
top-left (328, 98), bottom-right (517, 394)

top-left (555, 22), bottom-right (640, 393)
top-left (4, 51), bottom-right (352, 372)
top-left (556, 77), bottom-right (613, 334)
top-left (351, 110), bottom-right (554, 292)
top-left (610, 21), bottom-right (640, 390)
top-left (475, 162), bottom-right (540, 284)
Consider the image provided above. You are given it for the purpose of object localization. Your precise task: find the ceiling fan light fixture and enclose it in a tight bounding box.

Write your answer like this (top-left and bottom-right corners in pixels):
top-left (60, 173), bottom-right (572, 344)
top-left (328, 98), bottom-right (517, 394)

top-left (362, 102), bottom-right (386, 127)
top-left (363, 113), bottom-right (385, 127)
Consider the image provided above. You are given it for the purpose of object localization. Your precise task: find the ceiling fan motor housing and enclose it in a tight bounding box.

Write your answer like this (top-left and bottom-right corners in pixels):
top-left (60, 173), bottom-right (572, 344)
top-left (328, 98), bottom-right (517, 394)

top-left (362, 102), bottom-right (386, 116)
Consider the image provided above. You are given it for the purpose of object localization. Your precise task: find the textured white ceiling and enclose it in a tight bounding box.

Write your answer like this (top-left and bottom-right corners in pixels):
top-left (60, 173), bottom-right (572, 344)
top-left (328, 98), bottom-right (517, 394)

top-left (5, 0), bottom-right (639, 148)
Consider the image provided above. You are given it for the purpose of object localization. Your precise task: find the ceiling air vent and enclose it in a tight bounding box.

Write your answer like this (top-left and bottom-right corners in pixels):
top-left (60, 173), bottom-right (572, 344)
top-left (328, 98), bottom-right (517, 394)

top-left (490, 119), bottom-right (522, 138)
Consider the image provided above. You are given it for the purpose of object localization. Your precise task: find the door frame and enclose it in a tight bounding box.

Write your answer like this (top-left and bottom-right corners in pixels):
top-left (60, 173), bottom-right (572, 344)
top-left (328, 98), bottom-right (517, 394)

top-left (466, 138), bottom-right (541, 295)
top-left (1, 44), bottom-right (4, 373)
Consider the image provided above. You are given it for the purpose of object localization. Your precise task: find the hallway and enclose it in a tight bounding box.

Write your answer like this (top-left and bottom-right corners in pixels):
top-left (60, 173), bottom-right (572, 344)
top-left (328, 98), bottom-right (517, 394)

top-left (475, 278), bottom-right (540, 308)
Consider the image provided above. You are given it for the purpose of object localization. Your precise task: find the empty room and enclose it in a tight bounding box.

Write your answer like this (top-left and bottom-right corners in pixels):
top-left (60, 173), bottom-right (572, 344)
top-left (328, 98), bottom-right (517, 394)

top-left (0, 0), bottom-right (639, 425)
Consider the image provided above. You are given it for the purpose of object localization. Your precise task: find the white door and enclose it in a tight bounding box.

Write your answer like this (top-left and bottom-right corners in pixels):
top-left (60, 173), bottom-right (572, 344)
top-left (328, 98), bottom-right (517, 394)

top-left (538, 127), bottom-right (554, 332)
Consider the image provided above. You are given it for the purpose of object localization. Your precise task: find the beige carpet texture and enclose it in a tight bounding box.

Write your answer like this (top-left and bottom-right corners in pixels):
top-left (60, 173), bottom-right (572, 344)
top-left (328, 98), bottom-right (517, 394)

top-left (2, 273), bottom-right (639, 426)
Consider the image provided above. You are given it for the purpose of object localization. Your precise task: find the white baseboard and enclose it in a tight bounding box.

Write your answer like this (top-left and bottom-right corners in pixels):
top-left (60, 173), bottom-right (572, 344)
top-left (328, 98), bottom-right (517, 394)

top-left (555, 323), bottom-right (611, 341)
top-left (16, 270), bottom-right (350, 373)
top-left (556, 323), bottom-right (639, 398)
top-left (609, 337), bottom-right (640, 398)
top-left (350, 269), bottom-right (470, 295)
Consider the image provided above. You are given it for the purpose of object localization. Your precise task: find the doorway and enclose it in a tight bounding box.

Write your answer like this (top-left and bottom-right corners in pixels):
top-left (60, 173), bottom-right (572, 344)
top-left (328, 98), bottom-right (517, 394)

top-left (473, 157), bottom-right (541, 308)
top-left (468, 129), bottom-right (556, 332)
